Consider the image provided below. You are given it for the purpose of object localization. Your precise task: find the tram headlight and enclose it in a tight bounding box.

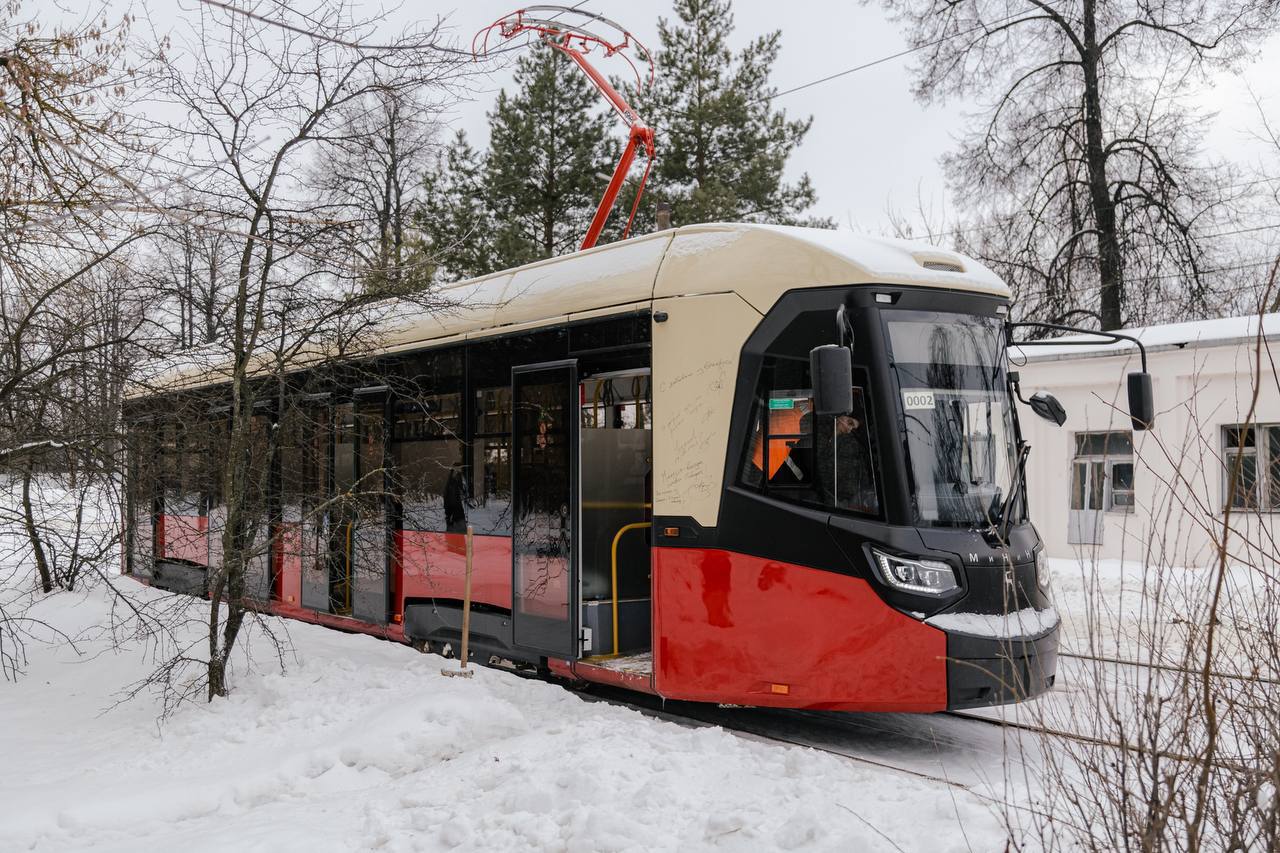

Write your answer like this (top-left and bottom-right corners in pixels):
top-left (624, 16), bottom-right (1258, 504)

top-left (1035, 549), bottom-right (1051, 592)
top-left (871, 550), bottom-right (959, 596)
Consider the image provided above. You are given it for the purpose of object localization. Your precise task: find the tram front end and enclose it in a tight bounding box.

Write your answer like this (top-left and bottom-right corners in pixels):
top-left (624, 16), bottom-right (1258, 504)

top-left (652, 283), bottom-right (1065, 712)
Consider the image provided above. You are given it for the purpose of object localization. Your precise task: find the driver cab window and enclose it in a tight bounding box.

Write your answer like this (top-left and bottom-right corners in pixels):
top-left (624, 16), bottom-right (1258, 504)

top-left (739, 356), bottom-right (879, 516)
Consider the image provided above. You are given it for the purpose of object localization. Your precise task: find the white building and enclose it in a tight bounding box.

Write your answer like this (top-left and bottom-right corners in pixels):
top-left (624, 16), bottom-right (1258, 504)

top-left (1013, 313), bottom-right (1280, 564)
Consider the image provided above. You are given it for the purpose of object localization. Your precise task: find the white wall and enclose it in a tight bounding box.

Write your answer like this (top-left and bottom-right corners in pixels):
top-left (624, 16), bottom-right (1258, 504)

top-left (1016, 337), bottom-right (1280, 565)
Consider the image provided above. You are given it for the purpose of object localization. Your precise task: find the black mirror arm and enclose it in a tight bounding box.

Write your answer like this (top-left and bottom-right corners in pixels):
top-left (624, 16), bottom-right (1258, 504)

top-left (1007, 370), bottom-right (1033, 406)
top-left (1007, 321), bottom-right (1149, 373)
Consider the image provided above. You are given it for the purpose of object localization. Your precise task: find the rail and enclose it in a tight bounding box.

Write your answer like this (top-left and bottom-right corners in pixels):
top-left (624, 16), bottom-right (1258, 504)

top-left (609, 521), bottom-right (651, 656)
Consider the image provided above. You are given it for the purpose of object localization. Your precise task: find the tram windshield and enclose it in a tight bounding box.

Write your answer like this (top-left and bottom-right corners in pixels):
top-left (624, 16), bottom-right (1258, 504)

top-left (885, 312), bottom-right (1018, 528)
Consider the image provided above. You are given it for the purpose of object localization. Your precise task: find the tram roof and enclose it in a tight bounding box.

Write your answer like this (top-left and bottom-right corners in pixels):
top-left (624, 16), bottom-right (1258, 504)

top-left (132, 223), bottom-right (1008, 397)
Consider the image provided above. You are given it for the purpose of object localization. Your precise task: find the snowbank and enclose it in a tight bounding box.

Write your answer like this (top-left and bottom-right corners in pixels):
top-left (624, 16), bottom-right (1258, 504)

top-left (0, 581), bottom-right (1006, 852)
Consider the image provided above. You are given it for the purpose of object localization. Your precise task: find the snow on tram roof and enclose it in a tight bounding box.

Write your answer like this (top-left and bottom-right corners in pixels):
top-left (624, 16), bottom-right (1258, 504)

top-left (132, 223), bottom-right (1007, 395)
top-left (381, 222), bottom-right (1007, 351)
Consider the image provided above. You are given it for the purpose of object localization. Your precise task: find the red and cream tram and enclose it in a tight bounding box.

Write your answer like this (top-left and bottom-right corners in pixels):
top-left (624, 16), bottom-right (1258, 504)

top-left (124, 223), bottom-right (1151, 712)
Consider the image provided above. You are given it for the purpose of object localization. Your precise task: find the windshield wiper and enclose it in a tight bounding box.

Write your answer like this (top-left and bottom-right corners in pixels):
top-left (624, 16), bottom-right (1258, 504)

top-left (992, 442), bottom-right (1030, 543)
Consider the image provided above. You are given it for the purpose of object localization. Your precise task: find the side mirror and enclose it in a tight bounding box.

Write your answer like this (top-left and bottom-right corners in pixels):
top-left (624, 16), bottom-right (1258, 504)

top-left (1128, 372), bottom-right (1155, 430)
top-left (810, 345), bottom-right (853, 415)
top-left (1029, 391), bottom-right (1067, 427)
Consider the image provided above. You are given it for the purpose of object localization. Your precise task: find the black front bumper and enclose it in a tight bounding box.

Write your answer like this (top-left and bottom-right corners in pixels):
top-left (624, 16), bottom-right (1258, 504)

top-left (945, 627), bottom-right (1059, 710)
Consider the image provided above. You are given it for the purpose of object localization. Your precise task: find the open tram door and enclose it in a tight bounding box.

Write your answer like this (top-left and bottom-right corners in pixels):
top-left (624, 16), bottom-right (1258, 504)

top-left (578, 369), bottom-right (652, 660)
top-left (511, 361), bottom-right (582, 658)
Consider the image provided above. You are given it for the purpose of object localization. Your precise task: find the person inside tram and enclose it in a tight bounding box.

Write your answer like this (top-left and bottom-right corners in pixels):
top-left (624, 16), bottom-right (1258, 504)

top-left (745, 394), bottom-right (876, 513)
top-left (797, 398), bottom-right (877, 513)
top-left (817, 409), bottom-right (877, 513)
top-left (443, 461), bottom-right (470, 533)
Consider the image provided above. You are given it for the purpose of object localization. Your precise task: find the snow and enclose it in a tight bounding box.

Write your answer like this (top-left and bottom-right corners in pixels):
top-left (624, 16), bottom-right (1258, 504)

top-left (1010, 311), bottom-right (1280, 362)
top-left (926, 605), bottom-right (1060, 639)
top-left (593, 651), bottom-right (653, 675)
top-left (0, 578), bottom-right (1008, 853)
top-left (744, 223), bottom-right (1008, 294)
top-left (663, 228), bottom-right (744, 259)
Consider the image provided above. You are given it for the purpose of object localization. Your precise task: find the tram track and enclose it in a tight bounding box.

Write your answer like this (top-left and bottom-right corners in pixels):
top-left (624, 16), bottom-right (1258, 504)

top-left (564, 682), bottom-right (1106, 836)
top-left (573, 683), bottom-right (994, 794)
top-left (479, 644), bottom-right (1267, 785)
top-left (941, 710), bottom-right (1259, 774)
top-left (1058, 649), bottom-right (1280, 687)
top-left (568, 672), bottom-right (1260, 783)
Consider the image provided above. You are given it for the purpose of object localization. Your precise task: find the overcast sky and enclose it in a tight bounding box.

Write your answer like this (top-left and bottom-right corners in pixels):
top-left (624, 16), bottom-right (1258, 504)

top-left (136, 1), bottom-right (1280, 235)
top-left (419, 1), bottom-right (1280, 234)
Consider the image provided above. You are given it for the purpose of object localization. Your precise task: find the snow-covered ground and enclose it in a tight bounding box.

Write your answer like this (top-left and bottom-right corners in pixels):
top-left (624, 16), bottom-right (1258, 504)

top-left (0, 579), bottom-right (1009, 853)
top-left (1046, 554), bottom-right (1269, 669)
top-left (4, 473), bottom-right (1270, 851)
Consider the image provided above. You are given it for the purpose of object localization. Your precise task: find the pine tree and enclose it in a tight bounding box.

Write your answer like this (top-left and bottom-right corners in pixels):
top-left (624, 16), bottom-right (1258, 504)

top-left (486, 45), bottom-right (617, 267)
top-left (417, 46), bottom-right (620, 280)
top-left (626, 0), bottom-right (824, 227)
top-left (417, 130), bottom-right (496, 282)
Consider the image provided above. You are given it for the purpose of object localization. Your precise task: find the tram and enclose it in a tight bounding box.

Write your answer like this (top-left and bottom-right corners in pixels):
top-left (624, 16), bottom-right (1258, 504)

top-left (122, 222), bottom-right (1153, 712)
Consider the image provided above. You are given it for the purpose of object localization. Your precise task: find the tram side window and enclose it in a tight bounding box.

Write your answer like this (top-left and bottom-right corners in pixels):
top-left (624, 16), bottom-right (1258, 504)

top-left (129, 419), bottom-right (159, 510)
top-left (186, 417), bottom-right (222, 506)
top-left (246, 412), bottom-right (274, 515)
top-left (126, 418), bottom-right (160, 572)
top-left (159, 421), bottom-right (206, 517)
top-left (740, 357), bottom-right (879, 516)
top-left (471, 386), bottom-right (512, 536)
top-left (393, 395), bottom-right (465, 533)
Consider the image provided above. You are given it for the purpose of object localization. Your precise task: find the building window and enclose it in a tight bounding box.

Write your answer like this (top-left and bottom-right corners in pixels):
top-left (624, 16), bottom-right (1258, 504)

top-left (1222, 424), bottom-right (1280, 510)
top-left (1070, 431), bottom-right (1134, 514)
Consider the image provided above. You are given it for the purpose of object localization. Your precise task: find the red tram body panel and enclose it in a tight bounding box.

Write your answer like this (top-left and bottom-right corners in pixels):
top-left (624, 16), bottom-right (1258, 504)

top-left (651, 548), bottom-right (947, 712)
top-left (396, 531), bottom-right (513, 611)
top-left (157, 514), bottom-right (208, 565)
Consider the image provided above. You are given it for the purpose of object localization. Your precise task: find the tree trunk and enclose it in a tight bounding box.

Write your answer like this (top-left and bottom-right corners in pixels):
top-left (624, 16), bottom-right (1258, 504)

top-left (1081, 1), bottom-right (1125, 330)
top-left (208, 655), bottom-right (227, 699)
top-left (21, 467), bottom-right (54, 593)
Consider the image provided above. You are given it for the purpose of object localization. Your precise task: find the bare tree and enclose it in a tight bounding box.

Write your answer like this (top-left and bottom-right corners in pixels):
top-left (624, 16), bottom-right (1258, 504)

top-left (0, 2), bottom-right (161, 600)
top-left (308, 84), bottom-right (440, 294)
top-left (147, 1), bottom-right (467, 700)
top-left (868, 0), bottom-right (1280, 330)
top-left (1001, 263), bottom-right (1280, 850)
top-left (141, 216), bottom-right (234, 349)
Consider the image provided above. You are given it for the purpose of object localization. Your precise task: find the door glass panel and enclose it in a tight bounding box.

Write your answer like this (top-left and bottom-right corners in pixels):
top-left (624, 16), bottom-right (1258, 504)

top-left (242, 413), bottom-right (274, 601)
top-left (290, 405), bottom-right (331, 611)
top-left (352, 400), bottom-right (388, 623)
top-left (280, 403), bottom-right (329, 610)
top-left (330, 403), bottom-right (356, 614)
top-left (512, 364), bottom-right (577, 656)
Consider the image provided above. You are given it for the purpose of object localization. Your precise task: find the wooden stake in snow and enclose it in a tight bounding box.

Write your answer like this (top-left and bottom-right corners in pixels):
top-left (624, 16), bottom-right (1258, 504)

top-left (441, 524), bottom-right (475, 679)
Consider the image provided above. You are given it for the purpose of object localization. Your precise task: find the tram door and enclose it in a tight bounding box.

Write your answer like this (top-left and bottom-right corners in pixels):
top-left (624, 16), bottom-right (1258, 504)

top-left (331, 399), bottom-right (390, 621)
top-left (350, 397), bottom-right (389, 623)
top-left (511, 361), bottom-right (580, 658)
top-left (297, 403), bottom-right (333, 612)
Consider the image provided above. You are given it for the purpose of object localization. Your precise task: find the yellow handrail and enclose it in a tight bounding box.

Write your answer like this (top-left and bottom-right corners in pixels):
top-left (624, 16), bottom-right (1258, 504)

top-left (610, 521), bottom-right (651, 656)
